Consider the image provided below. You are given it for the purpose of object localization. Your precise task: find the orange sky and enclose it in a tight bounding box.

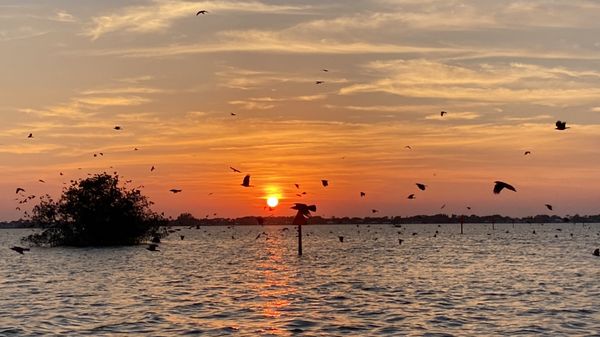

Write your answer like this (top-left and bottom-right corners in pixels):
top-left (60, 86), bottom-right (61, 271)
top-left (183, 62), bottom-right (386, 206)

top-left (2, 1), bottom-right (600, 220)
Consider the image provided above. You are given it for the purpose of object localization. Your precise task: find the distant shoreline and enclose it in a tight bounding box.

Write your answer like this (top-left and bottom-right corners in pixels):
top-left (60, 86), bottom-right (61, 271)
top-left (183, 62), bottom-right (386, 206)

top-left (4, 213), bottom-right (595, 229)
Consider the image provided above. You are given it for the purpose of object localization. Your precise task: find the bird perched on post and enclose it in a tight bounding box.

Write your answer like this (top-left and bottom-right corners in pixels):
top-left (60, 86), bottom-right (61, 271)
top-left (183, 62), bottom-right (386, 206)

top-left (291, 203), bottom-right (316, 217)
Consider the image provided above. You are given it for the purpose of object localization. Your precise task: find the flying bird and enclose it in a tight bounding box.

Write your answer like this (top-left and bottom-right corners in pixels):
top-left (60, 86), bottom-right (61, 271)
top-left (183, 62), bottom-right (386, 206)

top-left (230, 167), bottom-right (241, 173)
top-left (555, 120), bottom-right (568, 130)
top-left (321, 180), bottom-right (328, 187)
top-left (315, 81), bottom-right (324, 85)
top-left (322, 69), bottom-right (329, 72)
top-left (524, 151), bottom-right (531, 155)
top-left (493, 181), bottom-right (516, 194)
top-left (405, 146), bottom-right (412, 150)
top-left (15, 188), bottom-right (25, 194)
top-left (360, 192), bottom-right (366, 197)
top-left (10, 246), bottom-right (30, 254)
top-left (38, 180), bottom-right (45, 183)
top-left (371, 209), bottom-right (378, 213)
top-left (407, 194), bottom-right (415, 199)
top-left (150, 166), bottom-right (155, 172)
top-left (545, 204), bottom-right (553, 211)
top-left (416, 183), bottom-right (426, 191)
top-left (196, 10), bottom-right (208, 15)
top-left (114, 126), bottom-right (122, 130)
top-left (241, 175), bottom-right (252, 187)
top-left (441, 204), bottom-right (446, 209)
top-left (230, 112), bottom-right (236, 116)
top-left (169, 189), bottom-right (182, 193)
top-left (440, 111), bottom-right (447, 117)
top-left (27, 133), bottom-right (33, 138)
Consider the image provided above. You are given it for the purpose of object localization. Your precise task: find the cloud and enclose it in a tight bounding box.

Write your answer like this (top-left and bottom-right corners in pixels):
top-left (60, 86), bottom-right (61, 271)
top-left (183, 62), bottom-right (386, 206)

top-left (425, 111), bottom-right (480, 120)
top-left (51, 10), bottom-right (77, 23)
top-left (85, 0), bottom-right (311, 40)
top-left (339, 59), bottom-right (600, 105)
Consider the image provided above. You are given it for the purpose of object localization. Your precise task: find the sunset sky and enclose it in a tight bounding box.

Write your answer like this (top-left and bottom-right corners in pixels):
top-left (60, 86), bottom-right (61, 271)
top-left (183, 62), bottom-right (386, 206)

top-left (3, 0), bottom-right (600, 220)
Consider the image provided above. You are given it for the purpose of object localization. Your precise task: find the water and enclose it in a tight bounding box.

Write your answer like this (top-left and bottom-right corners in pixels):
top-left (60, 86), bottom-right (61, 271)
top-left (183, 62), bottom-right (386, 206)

top-left (1, 223), bottom-right (600, 336)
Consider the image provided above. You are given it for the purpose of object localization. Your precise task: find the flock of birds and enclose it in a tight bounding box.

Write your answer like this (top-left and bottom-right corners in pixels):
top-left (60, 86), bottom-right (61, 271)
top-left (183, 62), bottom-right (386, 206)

top-left (7, 10), bottom-right (598, 256)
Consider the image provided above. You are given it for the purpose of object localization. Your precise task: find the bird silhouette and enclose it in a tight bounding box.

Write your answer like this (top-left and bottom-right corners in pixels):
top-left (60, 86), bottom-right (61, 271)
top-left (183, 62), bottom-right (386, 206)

top-left (338, 236), bottom-right (344, 242)
top-left (291, 203), bottom-right (316, 216)
top-left (196, 10), bottom-right (208, 15)
top-left (146, 244), bottom-right (159, 251)
top-left (241, 175), bottom-right (252, 187)
top-left (405, 145), bottom-right (412, 150)
top-left (294, 183), bottom-right (300, 189)
top-left (230, 112), bottom-right (236, 116)
top-left (150, 166), bottom-right (155, 172)
top-left (38, 179), bottom-right (45, 183)
top-left (555, 120), bottom-right (568, 130)
top-left (321, 180), bottom-right (328, 187)
top-left (416, 183), bottom-right (426, 191)
top-left (545, 204), bottom-right (553, 211)
top-left (441, 204), bottom-right (446, 209)
top-left (15, 188), bottom-right (25, 194)
top-left (114, 126), bottom-right (122, 130)
top-left (407, 194), bottom-right (416, 199)
top-left (10, 246), bottom-right (30, 254)
top-left (440, 111), bottom-right (447, 117)
top-left (315, 81), bottom-right (324, 84)
top-left (322, 69), bottom-right (329, 72)
top-left (524, 151), bottom-right (531, 155)
top-left (493, 181), bottom-right (516, 194)
top-left (372, 209), bottom-right (378, 213)
top-left (27, 133), bottom-right (33, 138)
top-left (169, 189), bottom-right (182, 193)
top-left (230, 167), bottom-right (241, 173)
top-left (360, 192), bottom-right (366, 197)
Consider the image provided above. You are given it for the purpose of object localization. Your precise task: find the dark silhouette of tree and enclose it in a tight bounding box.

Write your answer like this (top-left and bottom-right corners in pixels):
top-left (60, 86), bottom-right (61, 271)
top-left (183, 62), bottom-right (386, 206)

top-left (23, 173), bottom-right (166, 247)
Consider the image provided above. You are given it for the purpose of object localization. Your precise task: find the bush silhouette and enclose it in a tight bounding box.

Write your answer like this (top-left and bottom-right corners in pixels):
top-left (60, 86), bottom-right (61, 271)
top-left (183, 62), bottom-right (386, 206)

top-left (23, 173), bottom-right (166, 247)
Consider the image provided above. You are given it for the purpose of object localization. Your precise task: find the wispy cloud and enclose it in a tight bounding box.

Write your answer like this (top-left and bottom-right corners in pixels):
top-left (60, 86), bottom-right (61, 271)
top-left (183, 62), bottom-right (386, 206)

top-left (85, 0), bottom-right (311, 40)
top-left (339, 59), bottom-right (600, 105)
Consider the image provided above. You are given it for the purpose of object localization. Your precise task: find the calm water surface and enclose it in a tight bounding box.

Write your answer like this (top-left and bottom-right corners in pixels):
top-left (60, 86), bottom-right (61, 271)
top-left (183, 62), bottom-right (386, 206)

top-left (1, 223), bottom-right (600, 336)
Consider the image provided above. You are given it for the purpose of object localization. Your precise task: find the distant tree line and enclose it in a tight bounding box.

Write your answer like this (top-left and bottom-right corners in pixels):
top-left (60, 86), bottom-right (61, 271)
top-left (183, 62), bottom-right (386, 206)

top-left (3, 212), bottom-right (596, 229)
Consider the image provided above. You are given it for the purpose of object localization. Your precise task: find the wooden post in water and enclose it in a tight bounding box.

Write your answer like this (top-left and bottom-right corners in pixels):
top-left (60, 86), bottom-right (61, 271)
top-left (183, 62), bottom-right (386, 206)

top-left (292, 211), bottom-right (306, 256)
top-left (460, 215), bottom-right (464, 234)
top-left (298, 222), bottom-right (303, 256)
top-left (492, 222), bottom-right (495, 231)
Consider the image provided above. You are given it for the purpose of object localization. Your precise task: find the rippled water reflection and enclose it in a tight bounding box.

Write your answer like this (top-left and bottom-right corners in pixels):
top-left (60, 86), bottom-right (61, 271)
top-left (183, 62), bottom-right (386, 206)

top-left (1, 223), bottom-right (600, 336)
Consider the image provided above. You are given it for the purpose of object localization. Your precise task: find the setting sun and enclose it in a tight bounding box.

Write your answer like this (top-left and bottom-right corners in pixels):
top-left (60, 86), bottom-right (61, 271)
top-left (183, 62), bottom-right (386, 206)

top-left (266, 196), bottom-right (279, 208)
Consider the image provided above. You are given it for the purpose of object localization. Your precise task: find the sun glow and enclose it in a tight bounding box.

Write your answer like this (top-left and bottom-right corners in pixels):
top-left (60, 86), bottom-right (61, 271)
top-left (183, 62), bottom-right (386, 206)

top-left (267, 196), bottom-right (279, 208)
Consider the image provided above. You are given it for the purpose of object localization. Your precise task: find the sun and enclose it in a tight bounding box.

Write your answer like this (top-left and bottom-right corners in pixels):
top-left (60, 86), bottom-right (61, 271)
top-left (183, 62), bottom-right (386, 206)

top-left (266, 196), bottom-right (279, 208)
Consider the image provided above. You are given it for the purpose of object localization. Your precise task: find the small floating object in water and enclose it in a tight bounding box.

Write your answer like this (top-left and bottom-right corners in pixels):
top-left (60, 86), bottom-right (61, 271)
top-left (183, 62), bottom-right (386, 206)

top-left (593, 248), bottom-right (599, 256)
top-left (10, 246), bottom-right (30, 255)
top-left (146, 244), bottom-right (159, 252)
top-left (338, 236), bottom-right (344, 243)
